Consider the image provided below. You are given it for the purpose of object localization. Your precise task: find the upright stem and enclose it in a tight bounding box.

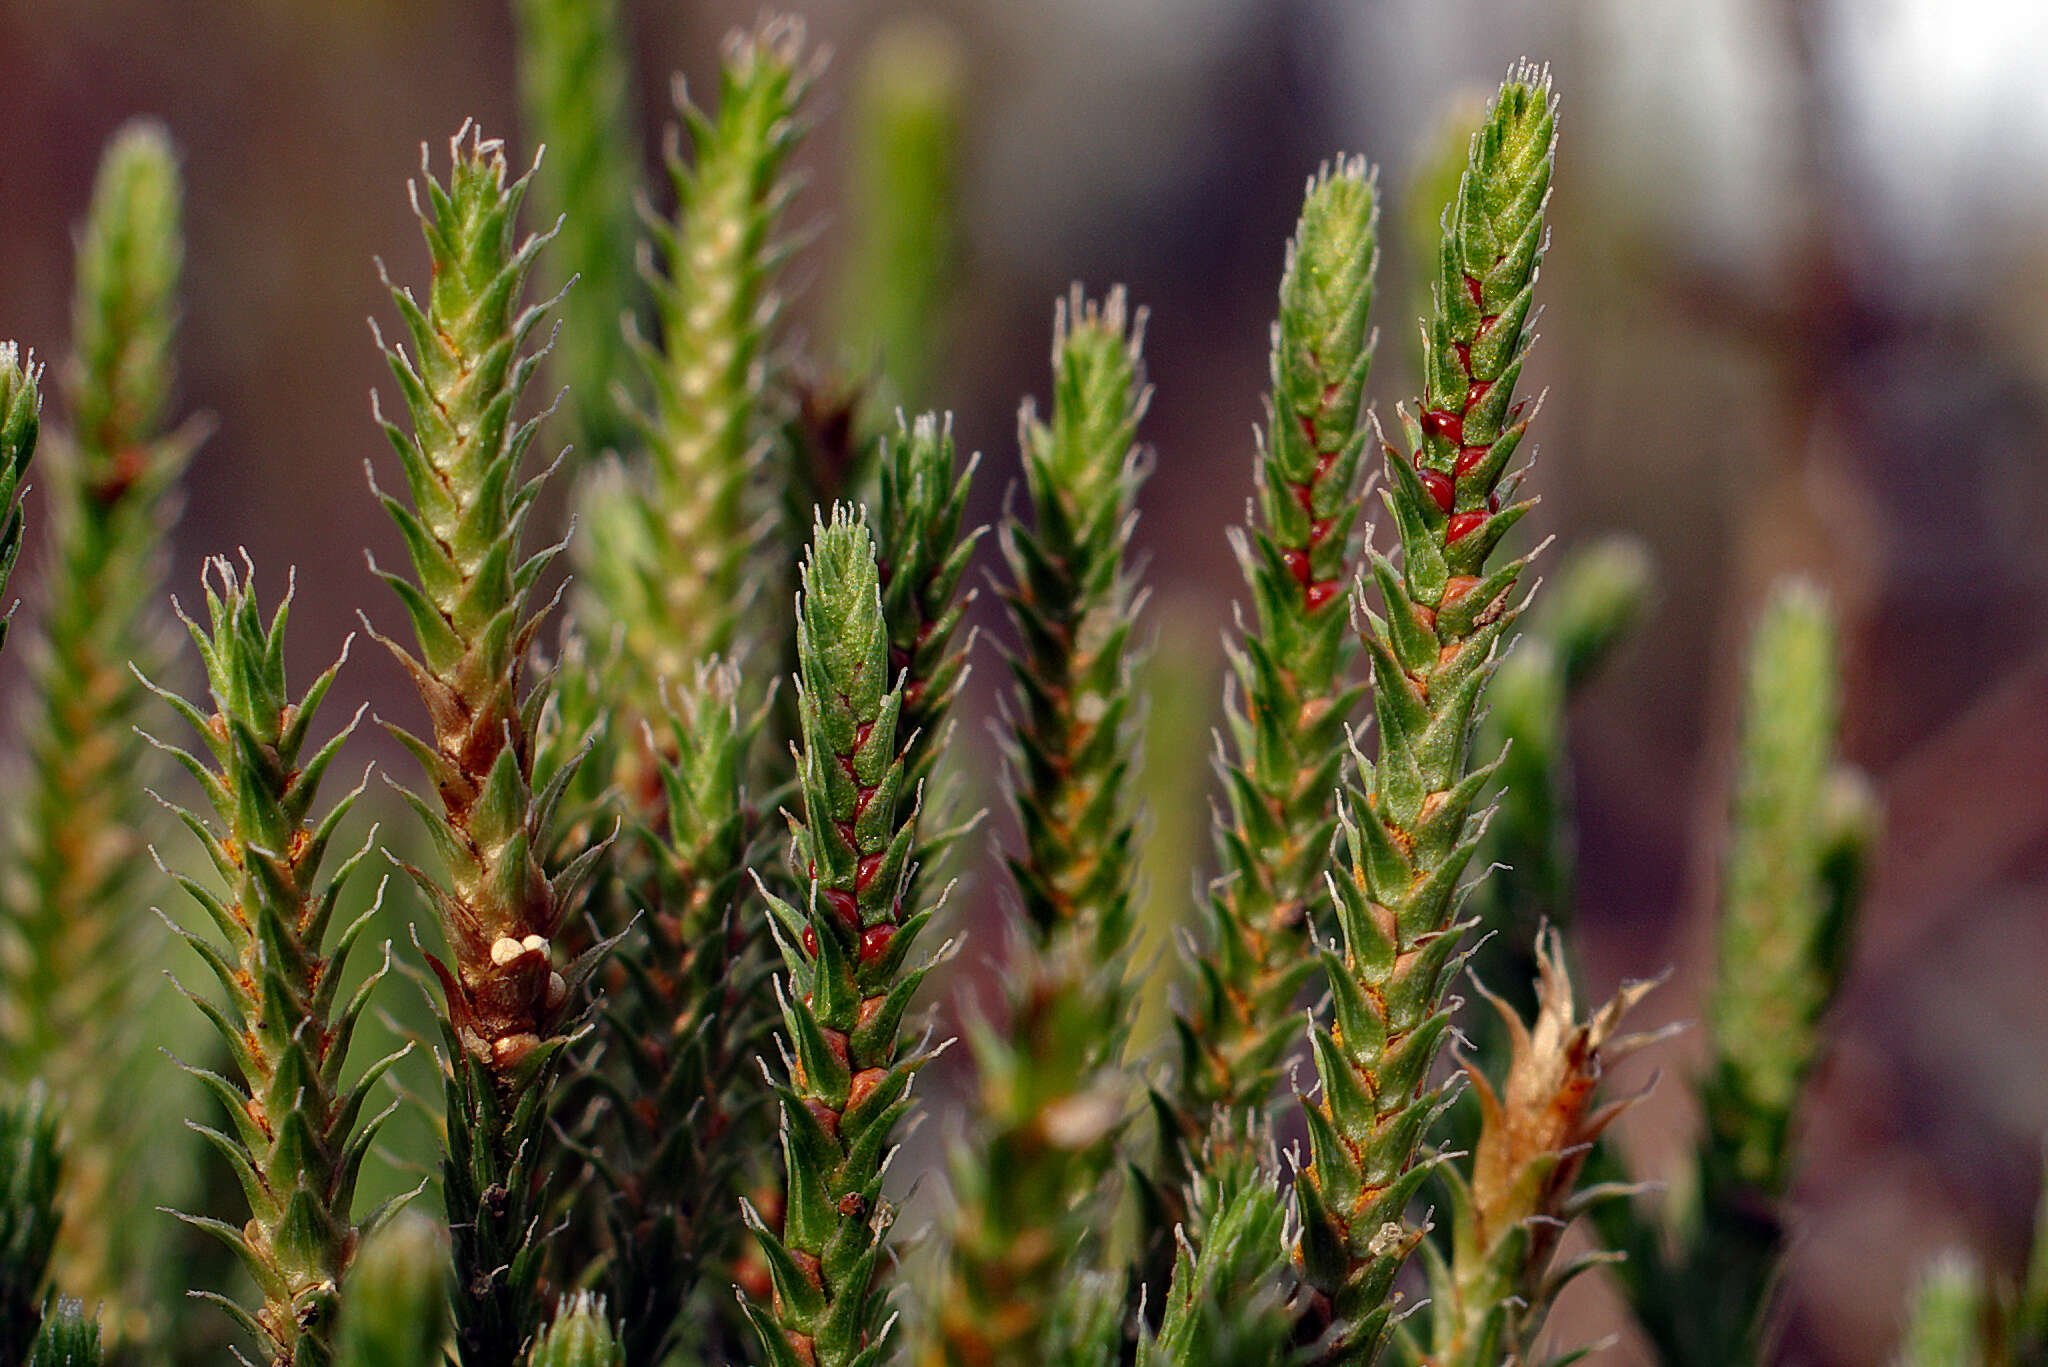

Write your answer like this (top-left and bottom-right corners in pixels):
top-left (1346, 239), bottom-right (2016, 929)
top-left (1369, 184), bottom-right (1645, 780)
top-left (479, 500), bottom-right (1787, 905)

top-left (930, 290), bottom-right (1150, 1367)
top-left (1179, 157), bottom-right (1379, 1124)
top-left (741, 510), bottom-right (941, 1367)
top-left (1292, 67), bottom-right (1558, 1365)
top-left (0, 120), bottom-right (196, 1332)
top-left (367, 126), bottom-right (593, 1367)
top-left (577, 19), bottom-right (812, 732)
top-left (150, 563), bottom-right (390, 1367)
top-left (510, 0), bottom-right (644, 458)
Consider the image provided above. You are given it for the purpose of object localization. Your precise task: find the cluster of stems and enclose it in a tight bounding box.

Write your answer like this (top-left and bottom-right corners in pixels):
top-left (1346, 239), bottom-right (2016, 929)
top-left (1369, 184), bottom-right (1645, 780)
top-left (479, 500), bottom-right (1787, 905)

top-left (0, 27), bottom-right (1911, 1367)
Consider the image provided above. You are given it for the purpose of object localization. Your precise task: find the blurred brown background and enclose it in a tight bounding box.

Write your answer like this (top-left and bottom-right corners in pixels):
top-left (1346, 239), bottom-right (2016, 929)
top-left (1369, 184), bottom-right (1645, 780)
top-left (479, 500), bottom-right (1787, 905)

top-left (2, 2), bottom-right (2046, 1364)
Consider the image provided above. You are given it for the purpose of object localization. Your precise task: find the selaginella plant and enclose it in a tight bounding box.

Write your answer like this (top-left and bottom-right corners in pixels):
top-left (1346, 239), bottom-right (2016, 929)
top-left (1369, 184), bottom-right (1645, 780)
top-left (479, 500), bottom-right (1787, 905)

top-left (575, 19), bottom-right (812, 735)
top-left (364, 125), bottom-right (601, 1367)
top-left (1, 21), bottom-right (1923, 1367)
top-left (1598, 577), bottom-right (1876, 1367)
top-left (1175, 155), bottom-right (1379, 1129)
top-left (0, 118), bottom-right (200, 1334)
top-left (1290, 66), bottom-right (1557, 1364)
top-left (580, 659), bottom-right (777, 1367)
top-left (741, 509), bottom-right (945, 1367)
top-left (145, 561), bottom-right (395, 1367)
top-left (927, 288), bottom-right (1151, 1367)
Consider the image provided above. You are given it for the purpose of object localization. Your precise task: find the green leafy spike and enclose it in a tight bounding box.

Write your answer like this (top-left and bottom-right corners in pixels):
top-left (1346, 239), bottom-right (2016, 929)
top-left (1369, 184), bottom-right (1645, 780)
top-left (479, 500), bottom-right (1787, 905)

top-left (531, 1296), bottom-right (623, 1367)
top-left (1179, 154), bottom-right (1378, 1124)
top-left (874, 410), bottom-right (982, 893)
top-left (1595, 579), bottom-right (1874, 1367)
top-left (1292, 66), bottom-right (1558, 1366)
top-left (510, 0), bottom-right (644, 457)
top-left (740, 509), bottom-right (942, 1367)
top-left (1136, 1125), bottom-right (1299, 1367)
top-left (148, 559), bottom-right (384, 1367)
top-left (580, 661), bottom-right (777, 1367)
top-left (0, 118), bottom-right (199, 1332)
top-left (24, 1301), bottom-right (99, 1367)
top-left (367, 124), bottom-right (585, 1367)
top-left (929, 289), bottom-right (1151, 1367)
top-left (575, 18), bottom-right (813, 728)
top-left (1708, 580), bottom-right (1863, 1191)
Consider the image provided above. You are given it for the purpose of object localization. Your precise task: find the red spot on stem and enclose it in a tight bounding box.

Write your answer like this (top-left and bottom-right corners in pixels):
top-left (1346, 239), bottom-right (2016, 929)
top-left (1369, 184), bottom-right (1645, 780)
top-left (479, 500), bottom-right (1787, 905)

top-left (1454, 445), bottom-right (1490, 477)
top-left (1305, 580), bottom-right (1342, 611)
top-left (1420, 469), bottom-right (1455, 514)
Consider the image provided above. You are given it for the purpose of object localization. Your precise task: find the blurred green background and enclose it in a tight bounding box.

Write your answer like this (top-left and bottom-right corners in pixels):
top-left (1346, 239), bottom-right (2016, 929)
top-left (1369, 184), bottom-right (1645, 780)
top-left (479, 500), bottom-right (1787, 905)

top-left (3, 2), bottom-right (2047, 1363)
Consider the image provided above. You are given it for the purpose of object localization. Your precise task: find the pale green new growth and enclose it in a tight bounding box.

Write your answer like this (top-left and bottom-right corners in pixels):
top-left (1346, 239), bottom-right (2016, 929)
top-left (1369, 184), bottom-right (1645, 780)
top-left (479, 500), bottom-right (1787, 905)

top-left (1895, 1253), bottom-right (1989, 1367)
top-left (532, 1296), bottom-right (625, 1367)
top-left (23, 1301), bottom-right (99, 1367)
top-left (332, 1215), bottom-right (449, 1367)
top-left (578, 18), bottom-right (812, 726)
top-left (511, 0), bottom-right (644, 457)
